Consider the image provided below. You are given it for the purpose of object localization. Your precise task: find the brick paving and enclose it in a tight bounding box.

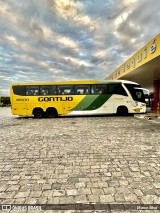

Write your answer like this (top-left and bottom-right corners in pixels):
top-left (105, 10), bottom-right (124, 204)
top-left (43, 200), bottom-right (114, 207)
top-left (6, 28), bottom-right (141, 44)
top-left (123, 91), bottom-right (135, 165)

top-left (0, 107), bottom-right (160, 212)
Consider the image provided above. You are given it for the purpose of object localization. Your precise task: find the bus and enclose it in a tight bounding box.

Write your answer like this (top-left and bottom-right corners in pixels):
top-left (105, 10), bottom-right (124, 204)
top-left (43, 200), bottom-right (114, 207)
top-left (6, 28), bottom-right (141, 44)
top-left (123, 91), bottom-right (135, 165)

top-left (10, 80), bottom-right (146, 118)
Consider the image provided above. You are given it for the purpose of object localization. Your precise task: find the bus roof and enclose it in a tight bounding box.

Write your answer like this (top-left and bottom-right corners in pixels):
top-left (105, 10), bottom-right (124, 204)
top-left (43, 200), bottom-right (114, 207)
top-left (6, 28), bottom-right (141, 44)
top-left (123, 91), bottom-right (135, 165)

top-left (10, 79), bottom-right (139, 86)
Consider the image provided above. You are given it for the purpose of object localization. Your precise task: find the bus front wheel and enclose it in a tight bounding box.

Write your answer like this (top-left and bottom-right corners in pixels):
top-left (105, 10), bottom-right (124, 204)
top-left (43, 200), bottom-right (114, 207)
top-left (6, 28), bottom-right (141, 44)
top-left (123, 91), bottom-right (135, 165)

top-left (117, 106), bottom-right (128, 116)
top-left (33, 108), bottom-right (44, 118)
top-left (46, 107), bottom-right (58, 118)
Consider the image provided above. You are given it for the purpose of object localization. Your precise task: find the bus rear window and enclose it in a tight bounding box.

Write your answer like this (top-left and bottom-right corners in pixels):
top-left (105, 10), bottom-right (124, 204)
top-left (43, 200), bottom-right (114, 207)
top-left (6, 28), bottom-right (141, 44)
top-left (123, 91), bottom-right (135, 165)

top-left (13, 86), bottom-right (26, 95)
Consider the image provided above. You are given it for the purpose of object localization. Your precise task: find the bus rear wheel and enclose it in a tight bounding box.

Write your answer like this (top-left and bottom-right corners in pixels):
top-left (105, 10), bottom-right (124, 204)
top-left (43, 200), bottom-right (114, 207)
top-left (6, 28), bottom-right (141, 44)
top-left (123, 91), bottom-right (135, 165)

top-left (46, 107), bottom-right (58, 118)
top-left (33, 108), bottom-right (44, 118)
top-left (117, 106), bottom-right (128, 116)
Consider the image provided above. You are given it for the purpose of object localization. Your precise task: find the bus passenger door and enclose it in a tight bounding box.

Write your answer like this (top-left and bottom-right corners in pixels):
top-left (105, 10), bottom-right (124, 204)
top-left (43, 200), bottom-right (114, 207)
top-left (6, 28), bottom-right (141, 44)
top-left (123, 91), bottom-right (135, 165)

top-left (111, 84), bottom-right (129, 113)
top-left (113, 95), bottom-right (128, 112)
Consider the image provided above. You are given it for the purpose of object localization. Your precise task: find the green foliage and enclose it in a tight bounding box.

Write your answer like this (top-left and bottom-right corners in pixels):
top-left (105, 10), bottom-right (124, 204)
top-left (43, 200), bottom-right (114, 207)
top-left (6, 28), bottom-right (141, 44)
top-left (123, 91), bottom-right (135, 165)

top-left (0, 96), bottom-right (11, 106)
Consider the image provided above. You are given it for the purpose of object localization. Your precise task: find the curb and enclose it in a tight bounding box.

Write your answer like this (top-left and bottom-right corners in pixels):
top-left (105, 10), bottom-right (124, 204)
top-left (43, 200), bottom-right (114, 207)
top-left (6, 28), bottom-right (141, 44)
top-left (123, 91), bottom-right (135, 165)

top-left (134, 113), bottom-right (160, 123)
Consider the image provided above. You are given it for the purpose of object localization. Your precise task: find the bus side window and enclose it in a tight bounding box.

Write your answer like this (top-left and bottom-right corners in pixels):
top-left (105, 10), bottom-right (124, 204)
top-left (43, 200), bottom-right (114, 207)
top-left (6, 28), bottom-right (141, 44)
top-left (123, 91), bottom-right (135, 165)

top-left (91, 85), bottom-right (107, 95)
top-left (58, 85), bottom-right (74, 95)
top-left (26, 86), bottom-right (39, 96)
top-left (40, 86), bottom-right (48, 95)
top-left (91, 85), bottom-right (96, 94)
top-left (108, 84), bottom-right (128, 96)
top-left (50, 86), bottom-right (57, 95)
top-left (75, 86), bottom-right (83, 94)
top-left (32, 90), bottom-right (38, 95)
top-left (40, 85), bottom-right (57, 95)
top-left (26, 88), bottom-right (29, 95)
top-left (69, 86), bottom-right (75, 94)
top-left (41, 90), bottom-right (48, 95)
top-left (13, 86), bottom-right (26, 95)
top-left (96, 86), bottom-right (103, 94)
top-left (57, 87), bottom-right (64, 95)
top-left (96, 85), bottom-right (107, 94)
top-left (75, 85), bottom-right (90, 95)
top-left (83, 88), bottom-right (88, 94)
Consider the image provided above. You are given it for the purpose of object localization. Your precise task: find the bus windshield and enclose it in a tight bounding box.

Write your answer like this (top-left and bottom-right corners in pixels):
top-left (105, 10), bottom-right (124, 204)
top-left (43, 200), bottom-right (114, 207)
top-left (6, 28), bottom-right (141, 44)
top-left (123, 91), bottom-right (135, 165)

top-left (124, 84), bottom-right (145, 103)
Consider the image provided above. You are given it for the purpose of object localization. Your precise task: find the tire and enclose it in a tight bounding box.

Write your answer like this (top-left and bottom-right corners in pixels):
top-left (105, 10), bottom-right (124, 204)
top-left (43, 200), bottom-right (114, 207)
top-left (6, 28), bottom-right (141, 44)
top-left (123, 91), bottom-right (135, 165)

top-left (46, 108), bottom-right (58, 118)
top-left (117, 106), bottom-right (128, 116)
top-left (33, 108), bottom-right (44, 118)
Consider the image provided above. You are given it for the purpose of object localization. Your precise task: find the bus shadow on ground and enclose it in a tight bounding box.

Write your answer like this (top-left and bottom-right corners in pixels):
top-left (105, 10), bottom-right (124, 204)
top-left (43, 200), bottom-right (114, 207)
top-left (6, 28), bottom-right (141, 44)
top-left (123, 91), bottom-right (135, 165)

top-left (15, 113), bottom-right (134, 120)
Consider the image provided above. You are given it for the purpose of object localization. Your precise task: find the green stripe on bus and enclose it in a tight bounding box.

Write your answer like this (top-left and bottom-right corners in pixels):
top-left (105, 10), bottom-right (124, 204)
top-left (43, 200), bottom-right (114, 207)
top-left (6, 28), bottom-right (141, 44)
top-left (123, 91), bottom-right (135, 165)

top-left (71, 94), bottom-right (112, 111)
top-left (84, 94), bottom-right (112, 110)
top-left (71, 95), bottom-right (99, 111)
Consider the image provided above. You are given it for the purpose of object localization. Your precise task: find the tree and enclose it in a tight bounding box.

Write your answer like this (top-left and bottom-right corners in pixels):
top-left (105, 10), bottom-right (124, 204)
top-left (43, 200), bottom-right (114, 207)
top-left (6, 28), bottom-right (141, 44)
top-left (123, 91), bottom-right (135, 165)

top-left (0, 97), bottom-right (11, 106)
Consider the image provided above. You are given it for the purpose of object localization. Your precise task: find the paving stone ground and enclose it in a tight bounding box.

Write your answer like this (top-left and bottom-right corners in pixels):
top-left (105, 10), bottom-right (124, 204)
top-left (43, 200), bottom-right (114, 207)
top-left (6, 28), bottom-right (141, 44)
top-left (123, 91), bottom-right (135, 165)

top-left (0, 107), bottom-right (160, 213)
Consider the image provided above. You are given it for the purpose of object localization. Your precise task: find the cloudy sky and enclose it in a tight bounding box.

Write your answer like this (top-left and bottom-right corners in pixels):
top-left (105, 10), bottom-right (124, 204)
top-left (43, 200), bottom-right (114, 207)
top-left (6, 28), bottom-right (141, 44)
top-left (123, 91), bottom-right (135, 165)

top-left (0, 0), bottom-right (160, 96)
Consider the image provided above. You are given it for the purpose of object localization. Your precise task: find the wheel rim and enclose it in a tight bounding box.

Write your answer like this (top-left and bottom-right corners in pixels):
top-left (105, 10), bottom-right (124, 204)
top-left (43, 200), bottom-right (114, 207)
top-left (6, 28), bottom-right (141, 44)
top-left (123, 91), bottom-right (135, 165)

top-left (46, 109), bottom-right (57, 118)
top-left (118, 107), bottom-right (128, 116)
top-left (36, 111), bottom-right (42, 117)
top-left (34, 109), bottom-right (43, 118)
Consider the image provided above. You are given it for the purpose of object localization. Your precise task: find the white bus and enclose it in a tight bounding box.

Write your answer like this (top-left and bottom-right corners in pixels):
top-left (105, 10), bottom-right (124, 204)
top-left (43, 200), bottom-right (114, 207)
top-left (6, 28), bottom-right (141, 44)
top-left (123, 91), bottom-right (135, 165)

top-left (10, 79), bottom-right (146, 118)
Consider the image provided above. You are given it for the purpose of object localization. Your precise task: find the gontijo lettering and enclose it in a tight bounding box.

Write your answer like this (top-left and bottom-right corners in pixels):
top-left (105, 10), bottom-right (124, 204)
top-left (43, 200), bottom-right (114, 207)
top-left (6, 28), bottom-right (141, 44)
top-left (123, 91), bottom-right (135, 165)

top-left (38, 97), bottom-right (73, 102)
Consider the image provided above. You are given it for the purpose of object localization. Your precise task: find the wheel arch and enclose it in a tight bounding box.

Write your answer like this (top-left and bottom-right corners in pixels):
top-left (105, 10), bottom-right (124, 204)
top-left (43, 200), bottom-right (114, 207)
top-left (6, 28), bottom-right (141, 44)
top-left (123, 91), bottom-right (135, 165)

top-left (116, 105), bottom-right (128, 116)
top-left (46, 107), bottom-right (58, 118)
top-left (32, 107), bottom-right (44, 118)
